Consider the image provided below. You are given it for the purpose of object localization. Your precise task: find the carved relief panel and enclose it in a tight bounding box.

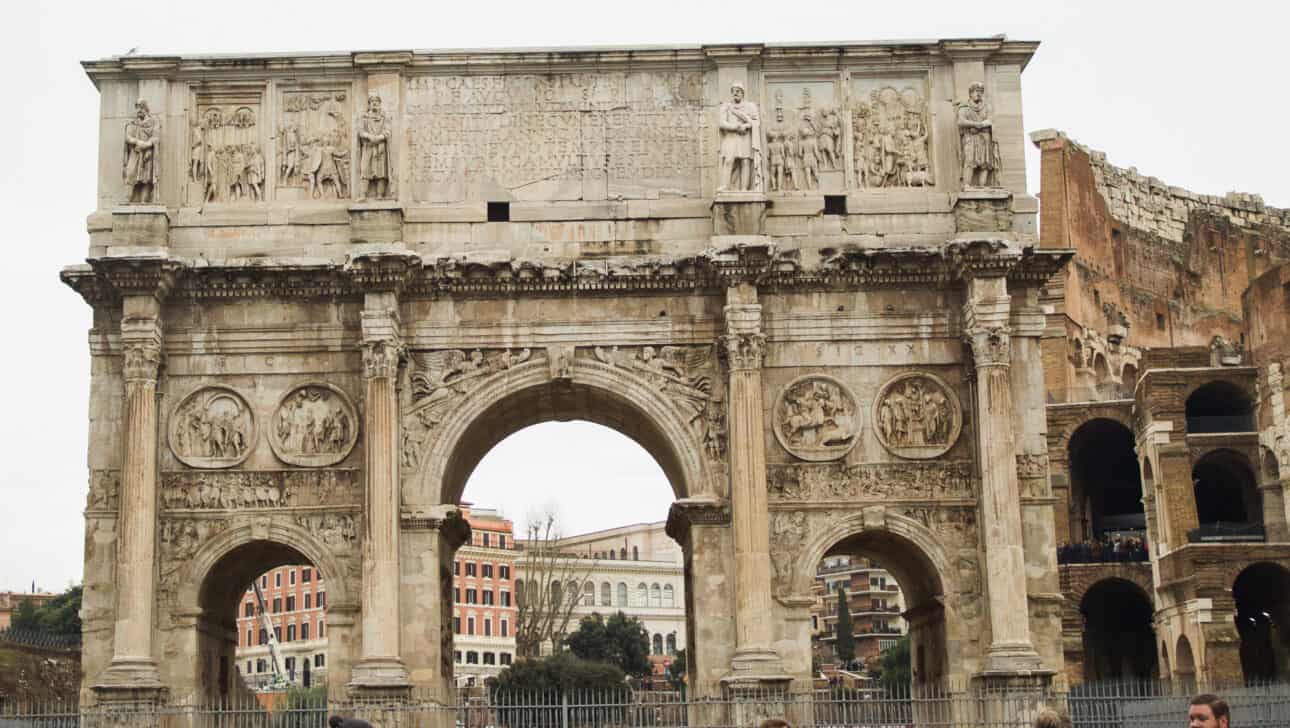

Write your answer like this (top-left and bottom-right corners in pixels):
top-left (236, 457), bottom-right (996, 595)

top-left (763, 79), bottom-right (844, 195)
top-left (773, 375), bottom-right (860, 462)
top-left (187, 88), bottom-right (267, 205)
top-left (278, 88), bottom-right (354, 200)
top-left (169, 386), bottom-right (256, 468)
top-left (160, 469), bottom-right (361, 510)
top-left (269, 384), bottom-right (358, 467)
top-left (873, 372), bottom-right (962, 459)
top-left (850, 77), bottom-right (934, 189)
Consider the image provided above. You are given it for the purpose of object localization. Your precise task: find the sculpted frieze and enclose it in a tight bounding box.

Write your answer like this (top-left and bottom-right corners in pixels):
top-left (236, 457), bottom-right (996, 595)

top-left (169, 386), bottom-right (256, 468)
top-left (873, 372), bottom-right (962, 459)
top-left (851, 79), bottom-right (933, 189)
top-left (270, 384), bottom-right (358, 467)
top-left (159, 517), bottom-right (230, 562)
top-left (774, 375), bottom-right (860, 462)
top-left (767, 461), bottom-right (976, 501)
top-left (278, 89), bottom-right (352, 200)
top-left (160, 469), bottom-right (360, 510)
top-left (769, 510), bottom-right (809, 598)
top-left (87, 470), bottom-right (120, 511)
top-left (1016, 453), bottom-right (1050, 498)
top-left (764, 83), bottom-right (842, 193)
top-left (189, 92), bottom-right (266, 204)
top-left (896, 505), bottom-right (978, 545)
top-left (295, 512), bottom-right (360, 552)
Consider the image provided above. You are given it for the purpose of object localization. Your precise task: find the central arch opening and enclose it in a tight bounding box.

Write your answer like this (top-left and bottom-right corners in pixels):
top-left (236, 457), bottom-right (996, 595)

top-left (446, 384), bottom-right (689, 694)
top-left (1079, 578), bottom-right (1157, 681)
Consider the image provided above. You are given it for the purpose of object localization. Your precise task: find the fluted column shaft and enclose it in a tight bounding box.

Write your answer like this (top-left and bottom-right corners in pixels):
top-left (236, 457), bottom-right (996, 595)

top-left (721, 285), bottom-right (784, 678)
top-left (964, 275), bottom-right (1041, 672)
top-left (98, 303), bottom-right (164, 689)
top-left (351, 300), bottom-right (410, 690)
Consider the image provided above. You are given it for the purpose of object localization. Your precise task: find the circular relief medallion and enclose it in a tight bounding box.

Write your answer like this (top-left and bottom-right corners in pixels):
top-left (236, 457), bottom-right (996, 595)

top-left (872, 372), bottom-right (962, 459)
top-left (269, 383), bottom-right (359, 467)
top-left (773, 375), bottom-right (861, 462)
top-left (169, 386), bottom-right (256, 468)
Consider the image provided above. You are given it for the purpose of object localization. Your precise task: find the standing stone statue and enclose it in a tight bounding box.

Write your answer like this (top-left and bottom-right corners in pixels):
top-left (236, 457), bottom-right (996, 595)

top-left (357, 93), bottom-right (392, 201)
top-left (957, 82), bottom-right (1002, 188)
top-left (717, 82), bottom-right (762, 192)
top-left (123, 98), bottom-right (160, 204)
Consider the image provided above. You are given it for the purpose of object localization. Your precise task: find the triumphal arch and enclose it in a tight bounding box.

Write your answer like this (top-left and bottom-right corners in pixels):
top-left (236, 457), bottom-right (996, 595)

top-left (67, 38), bottom-right (1070, 705)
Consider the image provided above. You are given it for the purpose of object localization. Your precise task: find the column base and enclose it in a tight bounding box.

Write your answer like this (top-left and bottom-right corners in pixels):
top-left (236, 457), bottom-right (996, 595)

top-left (92, 657), bottom-right (164, 693)
top-left (726, 646), bottom-right (790, 683)
top-left (348, 657), bottom-right (411, 697)
top-left (722, 666), bottom-right (791, 727)
top-left (982, 642), bottom-right (1046, 674)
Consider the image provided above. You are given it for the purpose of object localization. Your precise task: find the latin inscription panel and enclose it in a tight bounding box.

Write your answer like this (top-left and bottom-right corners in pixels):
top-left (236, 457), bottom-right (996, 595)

top-left (406, 72), bottom-right (713, 202)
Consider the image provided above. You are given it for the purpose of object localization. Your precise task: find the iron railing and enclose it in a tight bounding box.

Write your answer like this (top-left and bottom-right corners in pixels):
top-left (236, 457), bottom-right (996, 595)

top-left (4, 680), bottom-right (1290, 728)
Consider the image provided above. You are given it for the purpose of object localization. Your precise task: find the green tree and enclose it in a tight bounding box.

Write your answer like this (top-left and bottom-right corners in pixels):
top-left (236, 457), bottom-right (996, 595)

top-left (564, 611), bottom-right (652, 678)
top-left (489, 653), bottom-right (629, 727)
top-left (10, 597), bottom-right (39, 631)
top-left (833, 585), bottom-right (856, 668)
top-left (35, 586), bottom-right (82, 638)
top-left (665, 648), bottom-right (686, 691)
top-left (874, 634), bottom-right (912, 690)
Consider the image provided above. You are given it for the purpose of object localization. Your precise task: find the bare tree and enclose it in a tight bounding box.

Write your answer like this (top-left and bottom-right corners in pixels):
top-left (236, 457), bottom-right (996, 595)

top-left (514, 513), bottom-right (594, 658)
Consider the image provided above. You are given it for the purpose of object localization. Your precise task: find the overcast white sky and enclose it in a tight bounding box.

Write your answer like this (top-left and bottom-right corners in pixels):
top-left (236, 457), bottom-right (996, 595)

top-left (1, 0), bottom-right (1287, 592)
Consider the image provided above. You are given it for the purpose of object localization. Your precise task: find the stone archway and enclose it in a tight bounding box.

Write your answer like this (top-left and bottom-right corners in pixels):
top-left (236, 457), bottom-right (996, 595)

top-left (162, 520), bottom-right (359, 703)
top-left (1232, 562), bottom-right (1290, 682)
top-left (1079, 578), bottom-right (1157, 681)
top-left (786, 510), bottom-right (960, 687)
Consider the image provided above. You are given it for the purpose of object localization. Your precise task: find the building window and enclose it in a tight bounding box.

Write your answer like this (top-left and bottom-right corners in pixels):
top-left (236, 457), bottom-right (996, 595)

top-left (275, 572), bottom-right (282, 588)
top-left (499, 535), bottom-right (507, 549)
top-left (501, 619), bottom-right (509, 637)
top-left (466, 588), bottom-right (477, 604)
top-left (245, 629), bottom-right (252, 646)
top-left (484, 618), bottom-right (492, 637)
top-left (257, 658), bottom-right (267, 673)
top-left (666, 633), bottom-right (677, 655)
top-left (650, 583), bottom-right (661, 607)
top-left (636, 583), bottom-right (648, 606)
top-left (633, 546), bottom-right (639, 561)
top-left (455, 651), bottom-right (462, 664)
top-left (616, 582), bottom-right (628, 606)
top-left (284, 657), bottom-right (295, 674)
top-left (302, 568), bottom-right (312, 583)
top-left (273, 598), bottom-right (282, 613)
top-left (304, 593), bottom-right (311, 610)
top-left (583, 581), bottom-right (595, 605)
top-left (467, 617), bottom-right (475, 635)
top-left (287, 624), bottom-right (296, 642)
top-left (273, 627), bottom-right (281, 642)
top-left (619, 547), bottom-right (627, 560)
top-left (317, 592), bottom-right (326, 608)
top-left (499, 565), bottom-right (510, 579)
top-left (259, 628), bottom-right (268, 645)
top-left (455, 561), bottom-right (461, 576)
top-left (318, 620), bottom-right (324, 638)
top-left (454, 617), bottom-right (462, 634)
top-left (286, 595), bottom-right (296, 612)
top-left (482, 533), bottom-right (491, 547)
top-left (301, 622), bottom-right (310, 640)
top-left (601, 582), bottom-right (611, 606)
top-left (315, 654), bottom-right (325, 668)
top-left (500, 652), bottom-right (512, 666)
top-left (466, 562), bottom-right (477, 577)
top-left (483, 652), bottom-right (496, 665)
top-left (289, 569), bottom-right (296, 586)
top-left (483, 564), bottom-right (494, 579)
top-left (455, 588), bottom-right (461, 604)
top-left (466, 651), bottom-right (479, 664)
top-left (500, 590), bottom-right (511, 607)
top-left (663, 584), bottom-right (674, 608)
top-left (245, 660), bottom-right (252, 674)
top-left (245, 603), bottom-right (255, 618)
top-left (653, 634), bottom-right (663, 655)
top-left (483, 590), bottom-right (494, 606)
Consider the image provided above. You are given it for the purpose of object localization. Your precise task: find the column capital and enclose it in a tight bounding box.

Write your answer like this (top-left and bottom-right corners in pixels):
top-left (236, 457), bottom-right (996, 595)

top-left (720, 332), bottom-right (766, 371)
top-left (722, 294), bottom-right (765, 371)
top-left (360, 306), bottom-right (404, 379)
top-left (121, 316), bottom-right (163, 382)
top-left (963, 323), bottom-right (1012, 369)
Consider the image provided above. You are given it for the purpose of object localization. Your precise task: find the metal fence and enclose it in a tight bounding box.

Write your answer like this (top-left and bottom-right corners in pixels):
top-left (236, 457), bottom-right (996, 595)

top-left (4, 680), bottom-right (1290, 728)
top-left (0, 628), bottom-right (81, 652)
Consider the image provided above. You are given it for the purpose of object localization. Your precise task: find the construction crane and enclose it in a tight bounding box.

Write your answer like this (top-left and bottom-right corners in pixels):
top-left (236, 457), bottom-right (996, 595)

top-left (251, 580), bottom-right (291, 692)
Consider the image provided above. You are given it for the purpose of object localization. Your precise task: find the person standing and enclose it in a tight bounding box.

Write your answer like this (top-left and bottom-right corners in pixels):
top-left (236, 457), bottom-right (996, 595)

top-left (123, 98), bottom-right (160, 203)
top-left (717, 82), bottom-right (761, 192)
top-left (357, 93), bottom-right (392, 201)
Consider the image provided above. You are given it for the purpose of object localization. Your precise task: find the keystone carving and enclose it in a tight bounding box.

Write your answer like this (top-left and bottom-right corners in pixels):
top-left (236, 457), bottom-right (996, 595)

top-left (169, 387), bottom-right (256, 469)
top-left (773, 375), bottom-right (860, 462)
top-left (873, 372), bottom-right (962, 459)
top-left (270, 384), bottom-right (358, 467)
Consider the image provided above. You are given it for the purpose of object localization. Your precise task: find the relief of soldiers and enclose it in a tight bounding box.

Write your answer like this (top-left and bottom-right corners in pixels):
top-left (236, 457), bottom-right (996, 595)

top-left (853, 86), bottom-right (934, 188)
top-left (796, 108), bottom-right (821, 191)
top-left (123, 98), bottom-right (160, 203)
top-left (716, 82), bottom-right (762, 192)
top-left (957, 81), bottom-right (1001, 188)
top-left (357, 93), bottom-right (392, 201)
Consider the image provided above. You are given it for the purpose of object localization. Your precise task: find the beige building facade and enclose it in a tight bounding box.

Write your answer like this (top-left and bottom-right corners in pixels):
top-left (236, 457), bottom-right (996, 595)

top-left (69, 38), bottom-right (1067, 713)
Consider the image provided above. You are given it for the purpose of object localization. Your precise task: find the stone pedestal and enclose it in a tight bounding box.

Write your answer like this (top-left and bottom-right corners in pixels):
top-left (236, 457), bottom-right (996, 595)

top-left (112, 205), bottom-right (170, 248)
top-left (712, 191), bottom-right (769, 236)
top-left (349, 201), bottom-right (405, 245)
top-left (721, 675), bottom-right (791, 727)
top-left (954, 188), bottom-right (1013, 233)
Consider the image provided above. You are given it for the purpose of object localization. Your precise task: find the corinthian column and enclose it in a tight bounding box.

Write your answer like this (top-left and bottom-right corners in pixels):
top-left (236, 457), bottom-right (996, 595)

top-left (963, 275), bottom-right (1041, 673)
top-left (720, 283), bottom-right (786, 681)
top-left (95, 298), bottom-right (164, 691)
top-left (350, 295), bottom-right (410, 692)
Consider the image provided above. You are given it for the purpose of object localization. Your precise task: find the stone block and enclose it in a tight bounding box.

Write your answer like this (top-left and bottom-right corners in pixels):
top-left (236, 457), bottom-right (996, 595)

top-left (111, 205), bottom-right (169, 248)
top-left (349, 202), bottom-right (404, 244)
top-left (711, 192), bottom-right (769, 236)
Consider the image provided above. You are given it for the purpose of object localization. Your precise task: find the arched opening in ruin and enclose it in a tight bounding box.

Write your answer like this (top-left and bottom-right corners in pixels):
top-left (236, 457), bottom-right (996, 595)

top-left (1121, 363), bottom-right (1139, 392)
top-left (193, 539), bottom-right (333, 702)
top-left (1079, 578), bottom-right (1157, 681)
top-left (439, 378), bottom-right (694, 690)
top-left (1192, 449), bottom-right (1261, 531)
top-left (1067, 419), bottom-right (1145, 549)
top-left (1175, 635), bottom-right (1197, 692)
top-left (807, 527), bottom-right (950, 690)
top-left (1233, 562), bottom-right (1290, 683)
top-left (1186, 381), bottom-right (1255, 433)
